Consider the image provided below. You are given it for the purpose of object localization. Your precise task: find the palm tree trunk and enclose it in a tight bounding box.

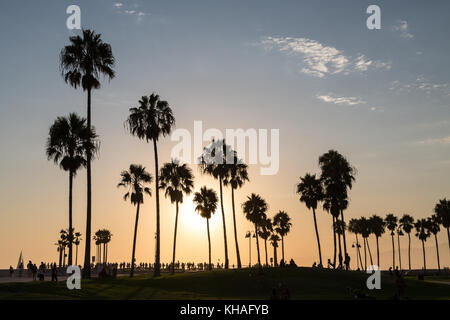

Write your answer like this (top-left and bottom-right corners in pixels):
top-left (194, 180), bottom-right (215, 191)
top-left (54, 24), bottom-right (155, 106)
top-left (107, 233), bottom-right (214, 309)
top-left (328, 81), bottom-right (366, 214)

top-left (366, 238), bottom-right (374, 266)
top-left (103, 243), bottom-right (106, 264)
top-left (219, 178), bottom-right (229, 269)
top-left (408, 233), bottom-right (411, 270)
top-left (255, 224), bottom-right (261, 267)
top-left (332, 217), bottom-right (337, 268)
top-left (391, 234), bottom-right (395, 270)
top-left (363, 237), bottom-right (367, 271)
top-left (356, 234), bottom-right (363, 269)
top-left (231, 188), bottom-right (242, 268)
top-left (63, 247), bottom-right (66, 267)
top-left (273, 243), bottom-right (278, 267)
top-left (83, 87), bottom-right (92, 279)
top-left (58, 248), bottom-right (62, 268)
top-left (447, 227), bottom-right (449, 250)
top-left (153, 140), bottom-right (161, 277)
top-left (68, 171), bottom-right (73, 266)
top-left (376, 236), bottom-right (380, 267)
top-left (106, 244), bottom-right (108, 263)
top-left (340, 209), bottom-right (348, 259)
top-left (171, 201), bottom-right (179, 274)
top-left (434, 234), bottom-right (440, 272)
top-left (248, 235), bottom-right (251, 267)
top-left (422, 240), bottom-right (426, 272)
top-left (264, 239), bottom-right (268, 266)
top-left (312, 208), bottom-right (323, 266)
top-left (397, 233), bottom-right (402, 270)
top-left (337, 229), bottom-right (342, 267)
top-left (75, 245), bottom-right (78, 266)
top-left (281, 235), bottom-right (285, 263)
top-left (130, 203), bottom-right (140, 277)
top-left (207, 219), bottom-right (212, 271)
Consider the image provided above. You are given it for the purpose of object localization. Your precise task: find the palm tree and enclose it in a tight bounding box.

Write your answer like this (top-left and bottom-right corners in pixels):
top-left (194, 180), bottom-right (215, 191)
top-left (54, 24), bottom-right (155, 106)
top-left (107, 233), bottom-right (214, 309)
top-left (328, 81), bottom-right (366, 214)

top-left (415, 218), bottom-right (431, 272)
top-left (46, 113), bottom-right (97, 266)
top-left (296, 173), bottom-right (325, 266)
top-left (434, 198), bottom-right (450, 249)
top-left (369, 215), bottom-right (385, 267)
top-left (323, 195), bottom-right (346, 268)
top-left (125, 94), bottom-right (175, 277)
top-left (397, 228), bottom-right (404, 270)
top-left (160, 160), bottom-right (194, 274)
top-left (199, 140), bottom-right (234, 269)
top-left (193, 187), bottom-right (218, 271)
top-left (319, 150), bottom-right (356, 260)
top-left (223, 153), bottom-right (249, 269)
top-left (273, 211), bottom-right (292, 263)
top-left (102, 229), bottom-right (112, 263)
top-left (60, 29), bottom-right (115, 278)
top-left (428, 215), bottom-right (441, 272)
top-left (385, 213), bottom-right (398, 270)
top-left (258, 217), bottom-right (272, 266)
top-left (399, 214), bottom-right (415, 270)
top-left (242, 194), bottom-right (268, 268)
top-left (93, 230), bottom-right (103, 264)
top-left (117, 164), bottom-right (152, 277)
top-left (270, 234), bottom-right (280, 267)
top-left (359, 217), bottom-right (374, 270)
top-left (59, 229), bottom-right (69, 267)
top-left (348, 218), bottom-right (364, 269)
top-left (73, 232), bottom-right (82, 265)
top-left (334, 219), bottom-right (346, 267)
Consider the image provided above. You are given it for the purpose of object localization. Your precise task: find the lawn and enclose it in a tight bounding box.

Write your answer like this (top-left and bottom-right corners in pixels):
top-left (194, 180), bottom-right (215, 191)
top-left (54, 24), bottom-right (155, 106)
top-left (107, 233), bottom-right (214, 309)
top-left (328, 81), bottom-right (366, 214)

top-left (1, 267), bottom-right (449, 300)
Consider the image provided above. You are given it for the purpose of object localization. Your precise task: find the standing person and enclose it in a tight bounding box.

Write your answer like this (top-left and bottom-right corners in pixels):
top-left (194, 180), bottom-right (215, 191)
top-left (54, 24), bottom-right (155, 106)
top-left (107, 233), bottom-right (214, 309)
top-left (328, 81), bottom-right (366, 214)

top-left (32, 264), bottom-right (37, 280)
top-left (9, 266), bottom-right (14, 278)
top-left (51, 263), bottom-right (58, 282)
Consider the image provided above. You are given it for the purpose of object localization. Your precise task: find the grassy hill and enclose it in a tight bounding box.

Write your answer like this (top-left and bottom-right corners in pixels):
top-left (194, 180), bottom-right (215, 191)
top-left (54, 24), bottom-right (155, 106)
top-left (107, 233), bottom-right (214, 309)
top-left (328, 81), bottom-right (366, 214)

top-left (1, 267), bottom-right (449, 300)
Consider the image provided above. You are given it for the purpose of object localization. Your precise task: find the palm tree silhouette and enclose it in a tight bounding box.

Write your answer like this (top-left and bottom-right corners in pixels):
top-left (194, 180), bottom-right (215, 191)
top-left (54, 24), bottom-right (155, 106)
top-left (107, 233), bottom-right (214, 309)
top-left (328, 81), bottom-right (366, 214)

top-left (46, 113), bottom-right (97, 266)
top-left (258, 217), bottom-right (272, 266)
top-left (334, 219), bottom-right (346, 267)
top-left (297, 173), bottom-right (325, 266)
top-left (385, 213), bottom-right (398, 270)
top-left (428, 215), bottom-right (441, 272)
top-left (102, 229), bottom-right (112, 263)
top-left (126, 94), bottom-right (175, 277)
top-left (358, 217), bottom-right (373, 270)
top-left (223, 153), bottom-right (249, 269)
top-left (59, 229), bottom-right (70, 267)
top-left (118, 164), bottom-right (152, 277)
top-left (193, 187), bottom-right (218, 271)
top-left (434, 198), bottom-right (450, 249)
top-left (397, 228), bottom-right (404, 270)
top-left (73, 232), bottom-right (82, 266)
top-left (399, 214), bottom-right (415, 270)
top-left (270, 233), bottom-right (280, 267)
top-left (273, 210), bottom-right (291, 263)
top-left (415, 218), bottom-right (431, 272)
top-left (242, 194), bottom-right (268, 268)
top-left (348, 219), bottom-right (363, 269)
top-left (160, 160), bottom-right (194, 274)
top-left (323, 195), bottom-right (346, 268)
top-left (319, 150), bottom-right (356, 261)
top-left (60, 29), bottom-right (115, 278)
top-left (369, 215), bottom-right (385, 267)
top-left (199, 140), bottom-right (234, 269)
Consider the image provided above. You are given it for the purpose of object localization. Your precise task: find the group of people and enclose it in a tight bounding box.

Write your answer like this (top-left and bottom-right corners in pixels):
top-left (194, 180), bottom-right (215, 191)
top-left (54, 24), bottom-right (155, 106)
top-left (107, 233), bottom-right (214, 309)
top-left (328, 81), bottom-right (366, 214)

top-left (319, 253), bottom-right (351, 270)
top-left (9, 261), bottom-right (60, 282)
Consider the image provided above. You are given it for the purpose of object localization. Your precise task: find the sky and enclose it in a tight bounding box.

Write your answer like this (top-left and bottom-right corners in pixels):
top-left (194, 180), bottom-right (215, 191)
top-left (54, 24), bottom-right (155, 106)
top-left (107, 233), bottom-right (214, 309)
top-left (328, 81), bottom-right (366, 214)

top-left (0, 0), bottom-right (449, 270)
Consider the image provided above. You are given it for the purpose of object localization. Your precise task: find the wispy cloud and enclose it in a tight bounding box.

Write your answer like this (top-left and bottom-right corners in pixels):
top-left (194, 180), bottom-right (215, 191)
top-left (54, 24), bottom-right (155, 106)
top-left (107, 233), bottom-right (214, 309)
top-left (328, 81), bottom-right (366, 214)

top-left (316, 94), bottom-right (366, 106)
top-left (113, 2), bottom-right (148, 20)
top-left (113, 2), bottom-right (123, 8)
top-left (415, 136), bottom-right (450, 146)
top-left (393, 20), bottom-right (414, 39)
top-left (389, 76), bottom-right (450, 95)
top-left (261, 36), bottom-right (391, 78)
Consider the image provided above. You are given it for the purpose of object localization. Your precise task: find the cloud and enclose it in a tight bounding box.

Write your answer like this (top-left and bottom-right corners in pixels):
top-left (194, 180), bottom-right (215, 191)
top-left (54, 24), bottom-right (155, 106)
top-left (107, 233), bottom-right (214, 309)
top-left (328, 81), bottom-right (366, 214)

top-left (261, 37), bottom-right (391, 78)
top-left (415, 136), bottom-right (450, 146)
top-left (316, 94), bottom-right (366, 106)
top-left (113, 3), bottom-right (148, 20)
top-left (389, 76), bottom-right (450, 95)
top-left (113, 2), bottom-right (123, 8)
top-left (393, 20), bottom-right (414, 39)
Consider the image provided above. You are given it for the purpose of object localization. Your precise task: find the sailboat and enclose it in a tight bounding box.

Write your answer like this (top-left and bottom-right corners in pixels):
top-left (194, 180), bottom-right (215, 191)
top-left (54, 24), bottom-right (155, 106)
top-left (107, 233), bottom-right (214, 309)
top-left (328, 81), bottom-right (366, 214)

top-left (16, 250), bottom-right (24, 270)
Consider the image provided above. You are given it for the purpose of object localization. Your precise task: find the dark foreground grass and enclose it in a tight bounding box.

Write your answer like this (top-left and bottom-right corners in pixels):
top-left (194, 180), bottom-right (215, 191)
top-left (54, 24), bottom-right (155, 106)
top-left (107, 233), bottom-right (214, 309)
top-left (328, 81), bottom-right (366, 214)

top-left (0, 267), bottom-right (449, 300)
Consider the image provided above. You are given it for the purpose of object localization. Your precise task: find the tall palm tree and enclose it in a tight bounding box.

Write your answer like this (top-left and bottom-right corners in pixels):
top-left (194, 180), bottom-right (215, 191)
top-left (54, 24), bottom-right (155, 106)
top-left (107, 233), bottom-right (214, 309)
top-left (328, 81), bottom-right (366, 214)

top-left (415, 218), bottom-right (431, 272)
top-left (270, 233), bottom-right (280, 267)
top-left (273, 211), bottom-right (292, 263)
top-left (434, 198), bottom-right (450, 249)
top-left (258, 217), bottom-right (272, 266)
top-left (199, 140), bottom-right (235, 269)
top-left (397, 228), bottom-right (404, 270)
top-left (60, 29), bottom-right (115, 278)
top-left (323, 194), bottom-right (346, 267)
top-left (73, 232), bottom-right (82, 265)
top-left (385, 213), bottom-right (398, 270)
top-left (193, 187), bottom-right (218, 271)
top-left (126, 94), bottom-right (175, 277)
top-left (160, 160), bottom-right (194, 274)
top-left (334, 219), bottom-right (346, 267)
top-left (102, 229), bottom-right (112, 263)
top-left (359, 217), bottom-right (373, 270)
top-left (296, 173), bottom-right (325, 266)
top-left (93, 230), bottom-right (103, 264)
top-left (46, 113), bottom-right (97, 266)
top-left (118, 164), bottom-right (152, 277)
top-left (428, 215), bottom-right (441, 272)
top-left (319, 150), bottom-right (356, 260)
top-left (369, 215), bottom-right (385, 267)
top-left (242, 194), bottom-right (268, 268)
top-left (223, 153), bottom-right (249, 269)
top-left (59, 229), bottom-right (69, 267)
top-left (399, 214), bottom-right (415, 270)
top-left (348, 218), bottom-right (364, 269)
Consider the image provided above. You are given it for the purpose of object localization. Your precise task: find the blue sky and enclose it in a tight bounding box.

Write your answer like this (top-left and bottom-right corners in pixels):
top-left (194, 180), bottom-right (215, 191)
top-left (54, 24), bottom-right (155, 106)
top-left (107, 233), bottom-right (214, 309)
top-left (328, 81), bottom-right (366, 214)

top-left (0, 0), bottom-right (449, 268)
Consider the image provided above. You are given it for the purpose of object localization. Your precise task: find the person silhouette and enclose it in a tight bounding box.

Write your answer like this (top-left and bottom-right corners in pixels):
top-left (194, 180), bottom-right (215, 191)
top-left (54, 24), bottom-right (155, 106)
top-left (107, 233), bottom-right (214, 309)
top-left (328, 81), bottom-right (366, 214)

top-left (9, 265), bottom-right (14, 278)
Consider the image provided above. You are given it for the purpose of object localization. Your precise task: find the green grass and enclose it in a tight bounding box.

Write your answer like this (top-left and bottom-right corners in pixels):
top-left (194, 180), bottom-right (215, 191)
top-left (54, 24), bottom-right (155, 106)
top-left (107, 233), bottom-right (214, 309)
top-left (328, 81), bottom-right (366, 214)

top-left (1, 268), bottom-right (449, 300)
